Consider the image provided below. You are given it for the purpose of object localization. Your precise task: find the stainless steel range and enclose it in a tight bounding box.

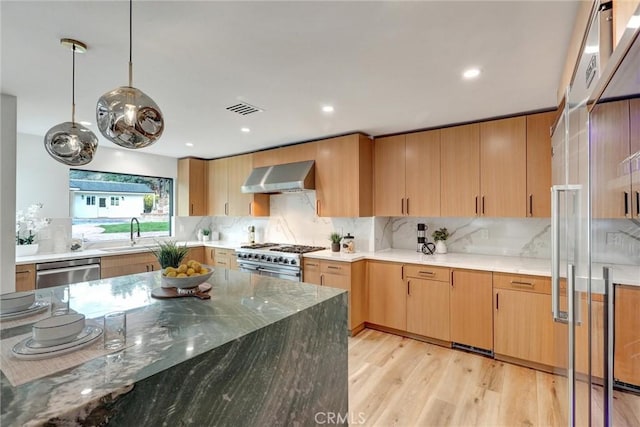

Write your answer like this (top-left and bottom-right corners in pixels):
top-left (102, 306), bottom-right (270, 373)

top-left (236, 243), bottom-right (325, 281)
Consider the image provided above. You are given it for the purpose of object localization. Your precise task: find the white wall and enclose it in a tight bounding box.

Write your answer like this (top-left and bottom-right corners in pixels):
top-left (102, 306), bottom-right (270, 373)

top-left (16, 132), bottom-right (178, 219)
top-left (1, 95), bottom-right (18, 293)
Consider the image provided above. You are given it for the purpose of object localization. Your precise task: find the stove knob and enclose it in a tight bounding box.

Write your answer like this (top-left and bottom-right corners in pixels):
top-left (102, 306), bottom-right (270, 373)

top-left (290, 259), bottom-right (297, 266)
top-left (282, 259), bottom-right (289, 264)
top-left (266, 256), bottom-right (272, 262)
top-left (277, 257), bottom-right (284, 263)
top-left (261, 255), bottom-right (266, 260)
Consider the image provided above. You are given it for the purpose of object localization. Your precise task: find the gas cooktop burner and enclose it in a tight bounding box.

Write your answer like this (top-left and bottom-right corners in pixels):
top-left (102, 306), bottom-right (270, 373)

top-left (240, 243), bottom-right (279, 249)
top-left (270, 245), bottom-right (326, 254)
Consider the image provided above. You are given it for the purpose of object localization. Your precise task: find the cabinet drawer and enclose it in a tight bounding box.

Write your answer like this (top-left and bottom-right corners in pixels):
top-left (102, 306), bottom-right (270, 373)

top-left (320, 261), bottom-right (351, 276)
top-left (214, 257), bottom-right (231, 268)
top-left (303, 259), bottom-right (320, 272)
top-left (493, 273), bottom-right (551, 294)
top-left (404, 264), bottom-right (450, 282)
top-left (215, 248), bottom-right (235, 257)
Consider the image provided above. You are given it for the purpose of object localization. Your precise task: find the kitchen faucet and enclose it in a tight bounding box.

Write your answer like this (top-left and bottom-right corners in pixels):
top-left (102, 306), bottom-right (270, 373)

top-left (130, 217), bottom-right (140, 245)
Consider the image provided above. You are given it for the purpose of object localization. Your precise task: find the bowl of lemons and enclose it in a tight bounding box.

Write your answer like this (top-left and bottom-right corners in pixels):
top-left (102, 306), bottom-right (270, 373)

top-left (161, 260), bottom-right (214, 289)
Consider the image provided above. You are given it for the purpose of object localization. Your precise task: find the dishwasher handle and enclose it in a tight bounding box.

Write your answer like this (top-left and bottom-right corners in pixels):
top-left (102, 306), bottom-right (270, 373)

top-left (36, 264), bottom-right (100, 276)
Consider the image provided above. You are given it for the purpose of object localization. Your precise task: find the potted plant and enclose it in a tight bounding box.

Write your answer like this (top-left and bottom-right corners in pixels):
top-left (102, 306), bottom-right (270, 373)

top-left (329, 232), bottom-right (342, 252)
top-left (432, 227), bottom-right (449, 254)
top-left (201, 228), bottom-right (211, 241)
top-left (15, 203), bottom-right (50, 257)
top-left (150, 240), bottom-right (190, 269)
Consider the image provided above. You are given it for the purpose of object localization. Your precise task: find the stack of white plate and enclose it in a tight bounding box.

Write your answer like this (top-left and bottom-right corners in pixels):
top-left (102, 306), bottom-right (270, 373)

top-left (0, 291), bottom-right (48, 320)
top-left (12, 313), bottom-right (103, 360)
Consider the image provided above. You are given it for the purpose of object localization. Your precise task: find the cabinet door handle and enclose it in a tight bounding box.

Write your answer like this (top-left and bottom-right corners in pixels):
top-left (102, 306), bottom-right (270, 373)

top-left (418, 270), bottom-right (435, 276)
top-left (306, 263), bottom-right (318, 267)
top-left (146, 265), bottom-right (149, 272)
top-left (401, 265), bottom-right (405, 279)
top-left (450, 270), bottom-right (454, 287)
top-left (249, 202), bottom-right (252, 216)
top-left (320, 275), bottom-right (324, 286)
top-left (16, 270), bottom-right (31, 274)
top-left (191, 203), bottom-right (194, 215)
top-left (407, 280), bottom-right (411, 296)
top-left (481, 196), bottom-right (485, 215)
top-left (496, 292), bottom-right (499, 310)
top-left (401, 198), bottom-right (405, 215)
top-left (327, 266), bottom-right (341, 270)
top-left (510, 280), bottom-right (534, 288)
top-left (528, 194), bottom-right (533, 217)
top-left (624, 192), bottom-right (630, 217)
top-left (636, 191), bottom-right (640, 217)
top-left (475, 196), bottom-right (478, 215)
top-left (316, 200), bottom-right (321, 216)
top-left (406, 198), bottom-right (410, 215)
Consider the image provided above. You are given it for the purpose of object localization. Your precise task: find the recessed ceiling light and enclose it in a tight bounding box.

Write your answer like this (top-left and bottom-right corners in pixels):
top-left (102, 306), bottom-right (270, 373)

top-left (322, 105), bottom-right (334, 113)
top-left (79, 120), bottom-right (92, 126)
top-left (80, 388), bottom-right (92, 395)
top-left (628, 15), bottom-right (640, 29)
top-left (584, 45), bottom-right (599, 54)
top-left (241, 127), bottom-right (251, 133)
top-left (463, 68), bottom-right (481, 79)
top-left (185, 142), bottom-right (194, 147)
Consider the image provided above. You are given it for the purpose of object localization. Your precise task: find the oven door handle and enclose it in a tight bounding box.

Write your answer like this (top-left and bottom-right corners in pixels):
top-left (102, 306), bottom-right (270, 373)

top-left (258, 267), bottom-right (300, 277)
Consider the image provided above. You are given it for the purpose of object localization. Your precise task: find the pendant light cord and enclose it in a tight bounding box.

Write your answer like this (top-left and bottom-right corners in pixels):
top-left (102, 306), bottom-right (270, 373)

top-left (71, 43), bottom-right (76, 124)
top-left (128, 0), bottom-right (133, 87)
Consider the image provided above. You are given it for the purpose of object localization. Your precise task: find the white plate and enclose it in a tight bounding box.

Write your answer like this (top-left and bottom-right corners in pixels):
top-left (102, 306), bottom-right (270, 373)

top-left (0, 300), bottom-right (49, 321)
top-left (12, 325), bottom-right (103, 360)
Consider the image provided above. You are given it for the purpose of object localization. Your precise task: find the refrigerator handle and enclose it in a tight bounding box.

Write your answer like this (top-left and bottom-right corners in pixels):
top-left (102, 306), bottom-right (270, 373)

top-left (603, 266), bottom-right (614, 426)
top-left (551, 185), bottom-right (571, 323)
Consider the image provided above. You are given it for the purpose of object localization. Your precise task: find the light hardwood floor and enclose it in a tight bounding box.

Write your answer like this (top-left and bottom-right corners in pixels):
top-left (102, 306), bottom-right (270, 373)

top-left (349, 329), bottom-right (640, 426)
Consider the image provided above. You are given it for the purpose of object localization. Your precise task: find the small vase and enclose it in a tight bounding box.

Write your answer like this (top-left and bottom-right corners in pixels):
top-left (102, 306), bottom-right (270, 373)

top-left (202, 235), bottom-right (210, 242)
top-left (331, 242), bottom-right (340, 252)
top-left (16, 243), bottom-right (39, 257)
top-left (435, 240), bottom-right (447, 254)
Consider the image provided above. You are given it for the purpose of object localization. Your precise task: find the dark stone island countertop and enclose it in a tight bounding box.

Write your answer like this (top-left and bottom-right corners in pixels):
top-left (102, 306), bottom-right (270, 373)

top-left (0, 269), bottom-right (348, 426)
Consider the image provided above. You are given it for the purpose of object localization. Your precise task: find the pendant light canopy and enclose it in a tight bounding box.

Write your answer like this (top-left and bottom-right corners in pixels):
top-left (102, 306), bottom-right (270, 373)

top-left (96, 0), bottom-right (164, 149)
top-left (44, 39), bottom-right (98, 166)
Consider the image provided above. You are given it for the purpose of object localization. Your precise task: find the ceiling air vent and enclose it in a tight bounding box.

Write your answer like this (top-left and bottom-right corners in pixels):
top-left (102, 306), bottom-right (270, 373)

top-left (226, 102), bottom-right (263, 116)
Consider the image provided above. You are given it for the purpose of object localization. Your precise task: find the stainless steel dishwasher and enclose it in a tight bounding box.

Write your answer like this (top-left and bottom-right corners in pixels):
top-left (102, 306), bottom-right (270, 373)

top-left (36, 258), bottom-right (101, 289)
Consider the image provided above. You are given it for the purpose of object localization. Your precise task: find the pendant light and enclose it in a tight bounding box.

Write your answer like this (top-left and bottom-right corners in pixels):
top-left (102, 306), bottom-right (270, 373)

top-left (44, 39), bottom-right (98, 166)
top-left (96, 0), bottom-right (164, 149)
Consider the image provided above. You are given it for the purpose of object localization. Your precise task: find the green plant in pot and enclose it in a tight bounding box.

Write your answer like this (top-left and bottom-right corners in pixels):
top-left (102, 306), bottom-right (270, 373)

top-left (329, 232), bottom-right (342, 252)
top-left (431, 227), bottom-right (449, 254)
top-left (201, 228), bottom-right (211, 241)
top-left (150, 240), bottom-right (190, 269)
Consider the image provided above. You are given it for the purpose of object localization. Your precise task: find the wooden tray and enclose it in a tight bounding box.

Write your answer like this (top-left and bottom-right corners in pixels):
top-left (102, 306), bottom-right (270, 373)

top-left (151, 283), bottom-right (212, 300)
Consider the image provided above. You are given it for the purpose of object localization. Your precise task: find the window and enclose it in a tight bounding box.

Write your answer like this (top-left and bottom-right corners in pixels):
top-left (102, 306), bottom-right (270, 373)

top-left (70, 170), bottom-right (173, 242)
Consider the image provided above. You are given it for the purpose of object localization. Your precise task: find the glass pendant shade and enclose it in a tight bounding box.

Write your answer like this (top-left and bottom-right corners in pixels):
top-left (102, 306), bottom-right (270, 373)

top-left (96, 86), bottom-right (164, 149)
top-left (44, 122), bottom-right (98, 166)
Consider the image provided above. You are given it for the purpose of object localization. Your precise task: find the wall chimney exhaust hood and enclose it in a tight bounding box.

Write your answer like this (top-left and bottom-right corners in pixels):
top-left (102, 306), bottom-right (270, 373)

top-left (241, 160), bottom-right (315, 194)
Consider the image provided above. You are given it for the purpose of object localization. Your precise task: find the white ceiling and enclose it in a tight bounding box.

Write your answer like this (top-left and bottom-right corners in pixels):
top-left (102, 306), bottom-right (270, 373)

top-left (1, 1), bottom-right (579, 160)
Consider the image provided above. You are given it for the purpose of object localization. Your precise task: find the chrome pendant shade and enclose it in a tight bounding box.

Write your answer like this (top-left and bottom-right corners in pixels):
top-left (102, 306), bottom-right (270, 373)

top-left (96, 86), bottom-right (163, 149)
top-left (96, 0), bottom-right (164, 149)
top-left (44, 39), bottom-right (98, 166)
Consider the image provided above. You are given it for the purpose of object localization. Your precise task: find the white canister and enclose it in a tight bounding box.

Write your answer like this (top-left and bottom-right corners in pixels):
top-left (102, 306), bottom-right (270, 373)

top-left (342, 233), bottom-right (355, 253)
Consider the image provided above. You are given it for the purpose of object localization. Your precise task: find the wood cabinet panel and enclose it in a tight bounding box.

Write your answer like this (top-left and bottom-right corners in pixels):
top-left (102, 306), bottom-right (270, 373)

top-left (228, 154), bottom-right (253, 216)
top-left (177, 158), bottom-right (207, 216)
top-left (590, 100), bottom-right (630, 218)
top-left (208, 158), bottom-right (228, 216)
top-left (493, 272), bottom-right (551, 295)
top-left (15, 264), bottom-right (35, 291)
top-left (405, 130), bottom-right (441, 217)
top-left (403, 264), bottom-right (450, 283)
top-left (494, 288), bottom-right (555, 366)
top-left (316, 134), bottom-right (373, 217)
top-left (101, 253), bottom-right (161, 279)
top-left (526, 111), bottom-right (555, 217)
top-left (253, 143), bottom-right (317, 168)
top-left (615, 285), bottom-right (640, 386)
top-left (440, 124), bottom-right (480, 217)
top-left (204, 247), bottom-right (216, 266)
top-left (373, 135), bottom-right (405, 216)
top-left (631, 98), bottom-right (640, 218)
top-left (406, 278), bottom-right (450, 341)
top-left (450, 269), bottom-right (493, 351)
top-left (480, 116), bottom-right (527, 217)
top-left (303, 259), bottom-right (321, 285)
top-left (186, 247), bottom-right (205, 264)
top-left (367, 261), bottom-right (406, 331)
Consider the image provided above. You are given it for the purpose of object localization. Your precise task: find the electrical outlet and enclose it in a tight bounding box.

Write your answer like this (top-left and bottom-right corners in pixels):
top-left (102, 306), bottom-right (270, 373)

top-left (480, 229), bottom-right (489, 239)
top-left (605, 232), bottom-right (623, 246)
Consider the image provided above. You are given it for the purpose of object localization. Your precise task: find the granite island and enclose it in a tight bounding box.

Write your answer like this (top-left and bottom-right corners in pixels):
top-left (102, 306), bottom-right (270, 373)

top-left (0, 269), bottom-right (348, 426)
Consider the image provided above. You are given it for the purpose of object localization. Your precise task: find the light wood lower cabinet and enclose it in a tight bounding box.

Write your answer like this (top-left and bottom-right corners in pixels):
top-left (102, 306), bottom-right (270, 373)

top-left (615, 285), bottom-right (640, 386)
top-left (15, 264), bottom-right (36, 291)
top-left (210, 248), bottom-right (237, 270)
top-left (493, 273), bottom-right (555, 367)
top-left (101, 252), bottom-right (161, 279)
top-left (405, 265), bottom-right (450, 341)
top-left (302, 259), bottom-right (365, 332)
top-left (450, 269), bottom-right (493, 351)
top-left (367, 261), bottom-right (406, 331)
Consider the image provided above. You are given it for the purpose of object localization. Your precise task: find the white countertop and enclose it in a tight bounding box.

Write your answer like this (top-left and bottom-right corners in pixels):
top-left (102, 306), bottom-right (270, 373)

top-left (303, 248), bottom-right (640, 287)
top-left (17, 243), bottom-right (639, 287)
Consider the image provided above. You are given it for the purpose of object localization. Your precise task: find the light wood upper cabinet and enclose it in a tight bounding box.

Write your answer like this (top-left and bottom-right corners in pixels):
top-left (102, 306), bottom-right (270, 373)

top-left (207, 154), bottom-right (269, 217)
top-left (374, 130), bottom-right (440, 217)
top-left (450, 269), bottom-right (493, 351)
top-left (374, 135), bottom-right (405, 216)
top-left (177, 158), bottom-right (207, 216)
top-left (253, 143), bottom-right (317, 168)
top-left (440, 124), bottom-right (480, 217)
top-left (590, 100), bottom-right (631, 218)
top-left (316, 134), bottom-right (373, 217)
top-left (615, 285), bottom-right (640, 386)
top-left (526, 111), bottom-right (555, 217)
top-left (15, 264), bottom-right (36, 291)
top-left (480, 116), bottom-right (527, 217)
top-left (631, 98), bottom-right (640, 219)
top-left (367, 261), bottom-right (406, 331)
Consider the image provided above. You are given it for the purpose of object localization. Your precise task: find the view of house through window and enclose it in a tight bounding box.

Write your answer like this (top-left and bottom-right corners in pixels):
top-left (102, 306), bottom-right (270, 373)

top-left (69, 170), bottom-right (173, 242)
